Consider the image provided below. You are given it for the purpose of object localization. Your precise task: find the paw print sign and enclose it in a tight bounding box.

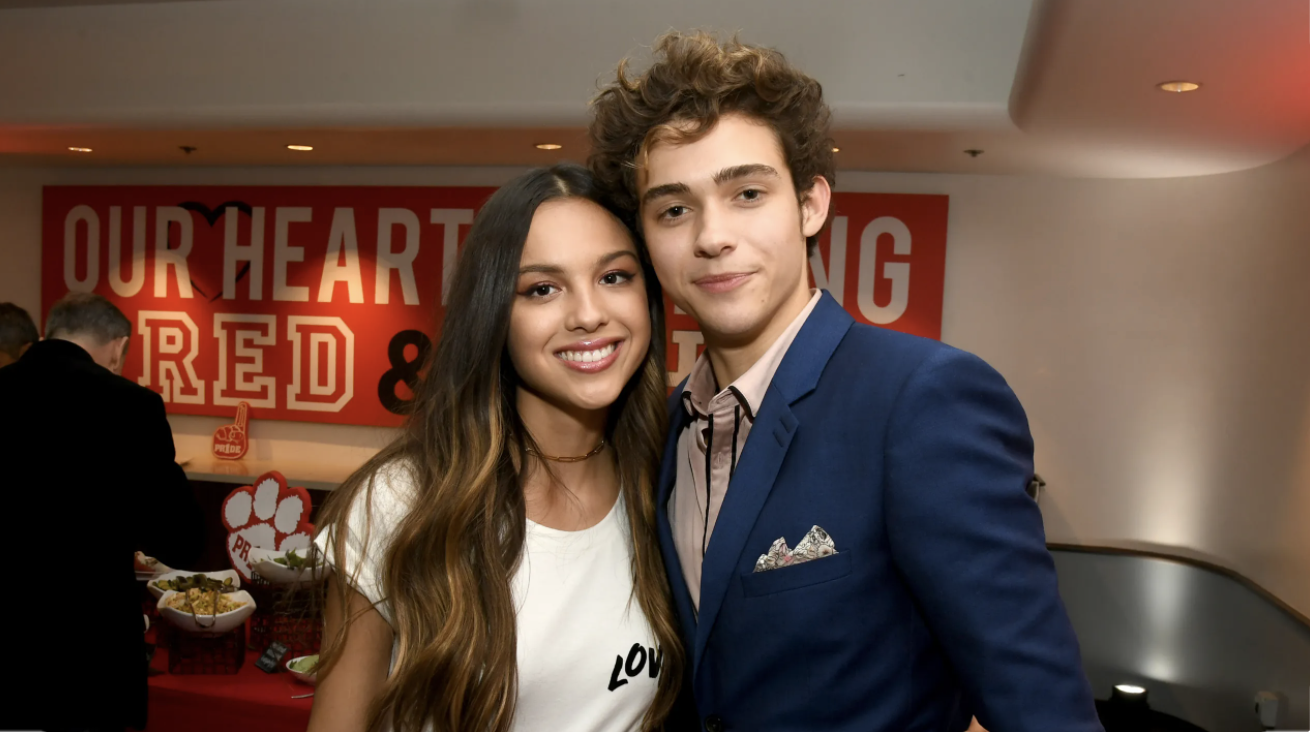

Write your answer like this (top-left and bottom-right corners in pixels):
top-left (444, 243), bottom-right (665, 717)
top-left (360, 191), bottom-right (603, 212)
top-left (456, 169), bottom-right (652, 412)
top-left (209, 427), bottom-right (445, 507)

top-left (221, 471), bottom-right (314, 582)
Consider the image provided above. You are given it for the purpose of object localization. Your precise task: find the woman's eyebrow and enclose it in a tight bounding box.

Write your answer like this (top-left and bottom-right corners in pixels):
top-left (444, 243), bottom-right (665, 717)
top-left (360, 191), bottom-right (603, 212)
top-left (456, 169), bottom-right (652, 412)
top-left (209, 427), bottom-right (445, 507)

top-left (595, 249), bottom-right (638, 267)
top-left (518, 263), bottom-right (563, 276)
top-left (518, 250), bottom-right (636, 276)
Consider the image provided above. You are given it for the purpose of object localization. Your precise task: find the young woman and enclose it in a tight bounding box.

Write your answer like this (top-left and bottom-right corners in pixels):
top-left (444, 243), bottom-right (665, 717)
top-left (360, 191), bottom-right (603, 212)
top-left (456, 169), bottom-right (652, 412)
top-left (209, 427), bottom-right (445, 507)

top-left (308, 164), bottom-right (684, 732)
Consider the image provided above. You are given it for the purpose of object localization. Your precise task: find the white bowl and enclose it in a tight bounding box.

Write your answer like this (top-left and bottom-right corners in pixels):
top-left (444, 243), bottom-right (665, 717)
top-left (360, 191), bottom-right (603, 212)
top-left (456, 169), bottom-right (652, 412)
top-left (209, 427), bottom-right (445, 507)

top-left (147, 569), bottom-right (242, 600)
top-left (250, 547), bottom-right (326, 586)
top-left (157, 589), bottom-right (256, 635)
top-left (286, 654), bottom-right (319, 685)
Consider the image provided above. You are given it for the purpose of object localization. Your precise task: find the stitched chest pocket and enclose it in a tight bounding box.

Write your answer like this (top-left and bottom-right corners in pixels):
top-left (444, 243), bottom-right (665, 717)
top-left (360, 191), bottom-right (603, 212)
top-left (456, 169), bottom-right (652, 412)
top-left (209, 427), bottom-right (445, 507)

top-left (739, 551), bottom-right (853, 597)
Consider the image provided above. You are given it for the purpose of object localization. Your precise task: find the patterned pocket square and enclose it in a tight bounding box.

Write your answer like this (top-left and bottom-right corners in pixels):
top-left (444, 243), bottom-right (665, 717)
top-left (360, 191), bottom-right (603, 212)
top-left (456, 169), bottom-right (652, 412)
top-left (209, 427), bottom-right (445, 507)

top-left (753, 525), bottom-right (838, 573)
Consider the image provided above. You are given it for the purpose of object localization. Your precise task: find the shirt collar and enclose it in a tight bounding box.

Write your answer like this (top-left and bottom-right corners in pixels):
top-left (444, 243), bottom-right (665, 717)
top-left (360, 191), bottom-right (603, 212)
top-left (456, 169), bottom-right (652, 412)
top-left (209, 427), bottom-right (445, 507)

top-left (681, 289), bottom-right (822, 421)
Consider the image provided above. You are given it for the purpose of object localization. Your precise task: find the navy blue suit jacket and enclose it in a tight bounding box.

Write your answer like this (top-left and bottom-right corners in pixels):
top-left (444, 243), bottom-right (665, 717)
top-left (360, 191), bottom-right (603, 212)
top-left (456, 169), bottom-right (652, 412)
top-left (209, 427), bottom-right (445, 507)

top-left (657, 293), bottom-right (1103, 732)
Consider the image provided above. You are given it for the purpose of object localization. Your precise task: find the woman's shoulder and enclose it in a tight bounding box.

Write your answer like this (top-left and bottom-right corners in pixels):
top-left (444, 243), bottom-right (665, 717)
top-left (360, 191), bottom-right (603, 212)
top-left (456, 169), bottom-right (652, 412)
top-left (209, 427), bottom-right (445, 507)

top-left (318, 459), bottom-right (421, 574)
top-left (350, 459), bottom-right (420, 523)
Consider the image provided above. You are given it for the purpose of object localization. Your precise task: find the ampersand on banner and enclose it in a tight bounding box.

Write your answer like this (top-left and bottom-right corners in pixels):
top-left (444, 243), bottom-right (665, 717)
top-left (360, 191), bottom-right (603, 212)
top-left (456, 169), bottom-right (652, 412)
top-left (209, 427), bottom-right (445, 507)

top-left (378, 329), bottom-right (432, 415)
top-left (220, 471), bottom-right (314, 582)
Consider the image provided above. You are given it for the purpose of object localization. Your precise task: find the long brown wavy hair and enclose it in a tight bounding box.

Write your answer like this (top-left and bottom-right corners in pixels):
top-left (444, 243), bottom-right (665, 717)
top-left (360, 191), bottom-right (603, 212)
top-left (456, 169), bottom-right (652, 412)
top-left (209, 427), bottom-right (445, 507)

top-left (314, 163), bottom-right (683, 732)
top-left (588, 30), bottom-right (836, 256)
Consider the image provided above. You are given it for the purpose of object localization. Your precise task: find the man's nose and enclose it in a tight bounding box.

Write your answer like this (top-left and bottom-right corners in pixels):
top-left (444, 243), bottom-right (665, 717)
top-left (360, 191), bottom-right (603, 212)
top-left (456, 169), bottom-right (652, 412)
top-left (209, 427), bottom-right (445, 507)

top-left (693, 201), bottom-right (735, 259)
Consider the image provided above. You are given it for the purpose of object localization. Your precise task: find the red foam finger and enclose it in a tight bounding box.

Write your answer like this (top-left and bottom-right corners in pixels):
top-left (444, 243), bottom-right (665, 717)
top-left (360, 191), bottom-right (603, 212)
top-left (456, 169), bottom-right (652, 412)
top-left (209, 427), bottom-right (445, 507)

top-left (211, 401), bottom-right (251, 460)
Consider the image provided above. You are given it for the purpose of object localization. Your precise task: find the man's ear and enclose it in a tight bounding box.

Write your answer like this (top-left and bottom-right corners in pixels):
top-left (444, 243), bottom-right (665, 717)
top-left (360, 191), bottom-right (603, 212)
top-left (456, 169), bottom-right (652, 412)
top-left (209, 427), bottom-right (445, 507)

top-left (800, 175), bottom-right (833, 239)
top-left (107, 336), bottom-right (130, 374)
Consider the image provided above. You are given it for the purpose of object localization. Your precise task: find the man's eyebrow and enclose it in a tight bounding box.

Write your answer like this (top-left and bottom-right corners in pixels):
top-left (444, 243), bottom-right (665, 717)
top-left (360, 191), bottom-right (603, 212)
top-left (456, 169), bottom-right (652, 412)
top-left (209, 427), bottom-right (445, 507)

top-left (641, 182), bottom-right (690, 208)
top-left (713, 164), bottom-right (780, 184)
top-left (641, 164), bottom-right (782, 208)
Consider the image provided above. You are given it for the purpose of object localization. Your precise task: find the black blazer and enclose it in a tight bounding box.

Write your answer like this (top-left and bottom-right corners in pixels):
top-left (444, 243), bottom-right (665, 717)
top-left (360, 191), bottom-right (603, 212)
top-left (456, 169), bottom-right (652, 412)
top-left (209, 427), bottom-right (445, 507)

top-left (0, 339), bottom-right (202, 730)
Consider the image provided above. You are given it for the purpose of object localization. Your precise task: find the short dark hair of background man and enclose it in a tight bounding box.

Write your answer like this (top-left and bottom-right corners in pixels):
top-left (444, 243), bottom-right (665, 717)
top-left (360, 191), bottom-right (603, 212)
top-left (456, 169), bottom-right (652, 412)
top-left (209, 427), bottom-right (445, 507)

top-left (0, 302), bottom-right (39, 367)
top-left (44, 290), bottom-right (133, 373)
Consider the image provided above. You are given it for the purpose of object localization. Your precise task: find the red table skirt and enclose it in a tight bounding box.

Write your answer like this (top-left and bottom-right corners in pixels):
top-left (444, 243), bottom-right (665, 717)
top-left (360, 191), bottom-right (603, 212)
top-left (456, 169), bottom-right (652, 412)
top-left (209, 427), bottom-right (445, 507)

top-left (145, 626), bottom-right (313, 732)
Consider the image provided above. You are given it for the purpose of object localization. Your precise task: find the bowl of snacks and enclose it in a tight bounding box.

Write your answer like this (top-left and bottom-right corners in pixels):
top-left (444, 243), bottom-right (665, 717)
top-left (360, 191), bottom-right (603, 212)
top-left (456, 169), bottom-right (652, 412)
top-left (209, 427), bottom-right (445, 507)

top-left (251, 547), bottom-right (325, 585)
top-left (134, 551), bottom-right (173, 581)
top-left (286, 654), bottom-right (319, 685)
top-left (147, 569), bottom-right (242, 600)
top-left (157, 580), bottom-right (256, 635)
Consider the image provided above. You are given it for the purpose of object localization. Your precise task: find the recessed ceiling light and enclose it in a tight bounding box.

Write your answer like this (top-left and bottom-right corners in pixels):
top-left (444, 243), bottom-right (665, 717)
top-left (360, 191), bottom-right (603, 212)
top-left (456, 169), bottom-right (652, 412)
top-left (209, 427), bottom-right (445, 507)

top-left (1157, 81), bottom-right (1200, 93)
top-left (68, 147), bottom-right (93, 153)
top-left (286, 144), bottom-right (314, 151)
top-left (832, 147), bottom-right (840, 153)
top-left (1114, 684), bottom-right (1147, 695)
top-left (535, 143), bottom-right (563, 150)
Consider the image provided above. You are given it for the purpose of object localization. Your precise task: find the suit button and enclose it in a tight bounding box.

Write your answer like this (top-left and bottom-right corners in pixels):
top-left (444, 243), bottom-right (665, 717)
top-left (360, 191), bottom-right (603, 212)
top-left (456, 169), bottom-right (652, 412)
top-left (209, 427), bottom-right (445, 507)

top-left (704, 715), bottom-right (725, 732)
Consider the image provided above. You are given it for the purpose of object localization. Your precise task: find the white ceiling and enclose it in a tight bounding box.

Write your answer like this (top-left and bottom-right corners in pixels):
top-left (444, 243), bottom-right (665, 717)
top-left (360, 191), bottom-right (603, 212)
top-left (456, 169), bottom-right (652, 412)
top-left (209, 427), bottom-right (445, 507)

top-left (0, 0), bottom-right (225, 7)
top-left (0, 0), bottom-right (1305, 177)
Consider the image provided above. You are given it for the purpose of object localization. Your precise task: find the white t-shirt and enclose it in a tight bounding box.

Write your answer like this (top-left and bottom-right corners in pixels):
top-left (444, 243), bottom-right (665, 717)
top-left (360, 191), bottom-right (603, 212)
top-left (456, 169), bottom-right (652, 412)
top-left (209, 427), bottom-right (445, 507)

top-left (315, 463), bottom-right (661, 732)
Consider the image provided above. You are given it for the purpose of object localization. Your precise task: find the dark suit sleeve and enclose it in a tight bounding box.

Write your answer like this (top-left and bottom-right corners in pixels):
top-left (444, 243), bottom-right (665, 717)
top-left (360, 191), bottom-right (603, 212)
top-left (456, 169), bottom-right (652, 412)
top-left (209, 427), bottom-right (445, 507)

top-left (883, 348), bottom-right (1103, 732)
top-left (130, 390), bottom-right (204, 568)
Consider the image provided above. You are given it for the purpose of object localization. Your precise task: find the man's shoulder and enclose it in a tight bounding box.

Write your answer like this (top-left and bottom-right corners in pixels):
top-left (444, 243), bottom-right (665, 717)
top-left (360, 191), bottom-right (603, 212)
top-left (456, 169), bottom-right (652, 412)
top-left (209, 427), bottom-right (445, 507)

top-left (832, 322), bottom-right (963, 372)
top-left (62, 361), bottom-right (167, 418)
top-left (71, 362), bottom-right (166, 409)
top-left (106, 371), bottom-right (166, 406)
top-left (815, 323), bottom-right (1009, 405)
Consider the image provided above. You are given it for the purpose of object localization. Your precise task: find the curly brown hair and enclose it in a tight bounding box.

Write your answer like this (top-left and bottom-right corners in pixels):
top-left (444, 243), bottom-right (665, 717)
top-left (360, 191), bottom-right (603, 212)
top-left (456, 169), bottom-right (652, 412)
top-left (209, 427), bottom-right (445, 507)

top-left (588, 31), bottom-right (835, 255)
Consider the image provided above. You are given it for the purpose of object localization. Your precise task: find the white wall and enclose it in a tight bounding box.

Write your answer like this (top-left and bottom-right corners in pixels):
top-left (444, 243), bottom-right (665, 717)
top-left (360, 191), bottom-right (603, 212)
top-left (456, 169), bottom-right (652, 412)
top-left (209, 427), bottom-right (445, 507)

top-left (3, 151), bottom-right (1310, 622)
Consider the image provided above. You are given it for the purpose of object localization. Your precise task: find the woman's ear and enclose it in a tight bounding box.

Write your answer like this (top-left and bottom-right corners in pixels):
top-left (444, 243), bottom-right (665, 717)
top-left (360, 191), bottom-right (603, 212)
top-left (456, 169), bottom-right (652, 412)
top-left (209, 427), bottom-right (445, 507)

top-left (800, 175), bottom-right (832, 239)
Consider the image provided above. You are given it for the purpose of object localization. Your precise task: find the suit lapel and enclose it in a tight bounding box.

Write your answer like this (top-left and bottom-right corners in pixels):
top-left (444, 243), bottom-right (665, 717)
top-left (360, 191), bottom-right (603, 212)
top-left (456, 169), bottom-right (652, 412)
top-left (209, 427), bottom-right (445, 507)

top-left (657, 387), bottom-right (698, 649)
top-left (691, 292), bottom-right (855, 683)
top-left (692, 392), bottom-right (797, 679)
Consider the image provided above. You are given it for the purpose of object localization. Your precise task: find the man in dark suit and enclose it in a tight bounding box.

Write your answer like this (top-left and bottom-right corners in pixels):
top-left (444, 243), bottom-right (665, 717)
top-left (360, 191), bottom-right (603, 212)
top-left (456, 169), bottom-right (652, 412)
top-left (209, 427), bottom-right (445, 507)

top-left (0, 302), bottom-right (38, 367)
top-left (588, 32), bottom-right (1103, 732)
top-left (0, 292), bottom-right (202, 731)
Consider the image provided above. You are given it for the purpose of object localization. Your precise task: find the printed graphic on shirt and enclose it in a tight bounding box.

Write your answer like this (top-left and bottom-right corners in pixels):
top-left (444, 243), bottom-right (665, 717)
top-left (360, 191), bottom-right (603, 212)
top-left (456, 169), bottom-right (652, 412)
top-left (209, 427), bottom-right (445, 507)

top-left (608, 643), bottom-right (663, 691)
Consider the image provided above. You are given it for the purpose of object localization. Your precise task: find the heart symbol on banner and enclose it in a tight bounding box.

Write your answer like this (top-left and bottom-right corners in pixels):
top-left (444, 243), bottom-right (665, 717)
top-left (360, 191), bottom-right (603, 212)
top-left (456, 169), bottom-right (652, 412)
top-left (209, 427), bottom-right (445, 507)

top-left (163, 201), bottom-right (254, 302)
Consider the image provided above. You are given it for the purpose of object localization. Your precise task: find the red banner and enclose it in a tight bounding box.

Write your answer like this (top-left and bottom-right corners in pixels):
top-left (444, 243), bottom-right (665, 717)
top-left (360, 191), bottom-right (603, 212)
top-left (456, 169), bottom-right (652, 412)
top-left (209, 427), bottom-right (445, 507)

top-left (42, 186), bottom-right (947, 427)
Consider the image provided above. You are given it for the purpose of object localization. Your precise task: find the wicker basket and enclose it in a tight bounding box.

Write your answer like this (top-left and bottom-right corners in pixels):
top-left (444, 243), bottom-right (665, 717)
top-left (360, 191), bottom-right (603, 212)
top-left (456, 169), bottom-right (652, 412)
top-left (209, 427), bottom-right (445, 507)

top-left (167, 624), bottom-right (245, 674)
top-left (247, 578), bottom-right (323, 656)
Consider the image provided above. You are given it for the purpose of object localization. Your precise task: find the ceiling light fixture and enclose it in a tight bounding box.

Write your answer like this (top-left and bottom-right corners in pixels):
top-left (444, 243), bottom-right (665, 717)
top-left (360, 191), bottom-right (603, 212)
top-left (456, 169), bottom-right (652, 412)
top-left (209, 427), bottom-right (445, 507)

top-left (535, 143), bottom-right (563, 150)
top-left (68, 147), bottom-right (93, 153)
top-left (286, 144), bottom-right (314, 151)
top-left (832, 147), bottom-right (840, 153)
top-left (1157, 81), bottom-right (1200, 93)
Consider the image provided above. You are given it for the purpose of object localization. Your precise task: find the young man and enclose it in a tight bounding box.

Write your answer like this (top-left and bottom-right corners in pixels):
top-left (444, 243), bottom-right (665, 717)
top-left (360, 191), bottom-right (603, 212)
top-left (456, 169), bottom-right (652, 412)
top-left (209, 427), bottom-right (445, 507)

top-left (589, 33), bottom-right (1103, 732)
